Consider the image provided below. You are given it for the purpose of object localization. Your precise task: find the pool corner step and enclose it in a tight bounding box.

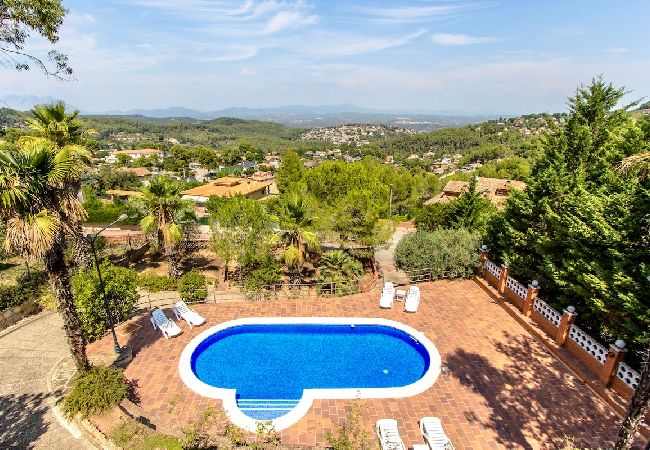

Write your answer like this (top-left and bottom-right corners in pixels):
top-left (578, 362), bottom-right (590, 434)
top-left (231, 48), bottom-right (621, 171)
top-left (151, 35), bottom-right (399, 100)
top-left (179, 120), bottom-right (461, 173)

top-left (236, 399), bottom-right (301, 420)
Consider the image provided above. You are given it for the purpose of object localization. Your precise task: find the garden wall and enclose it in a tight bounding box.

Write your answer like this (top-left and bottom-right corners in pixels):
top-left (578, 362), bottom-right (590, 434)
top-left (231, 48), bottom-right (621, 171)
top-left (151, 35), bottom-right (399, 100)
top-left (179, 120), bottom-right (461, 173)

top-left (0, 300), bottom-right (41, 331)
top-left (478, 247), bottom-right (642, 402)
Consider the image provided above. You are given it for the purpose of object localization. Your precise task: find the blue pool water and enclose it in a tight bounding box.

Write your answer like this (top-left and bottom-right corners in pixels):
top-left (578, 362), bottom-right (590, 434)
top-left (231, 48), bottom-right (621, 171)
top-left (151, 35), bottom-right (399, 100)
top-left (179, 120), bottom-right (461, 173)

top-left (191, 324), bottom-right (430, 419)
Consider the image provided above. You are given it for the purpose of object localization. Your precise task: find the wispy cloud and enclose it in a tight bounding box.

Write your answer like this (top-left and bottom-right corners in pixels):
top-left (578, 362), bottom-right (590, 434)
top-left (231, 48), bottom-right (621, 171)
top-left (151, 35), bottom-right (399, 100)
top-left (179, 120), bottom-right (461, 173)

top-left (201, 46), bottom-right (258, 62)
top-left (262, 10), bottom-right (318, 34)
top-left (355, 3), bottom-right (480, 23)
top-left (305, 30), bottom-right (427, 57)
top-left (240, 67), bottom-right (256, 76)
top-left (604, 47), bottom-right (630, 54)
top-left (431, 33), bottom-right (501, 45)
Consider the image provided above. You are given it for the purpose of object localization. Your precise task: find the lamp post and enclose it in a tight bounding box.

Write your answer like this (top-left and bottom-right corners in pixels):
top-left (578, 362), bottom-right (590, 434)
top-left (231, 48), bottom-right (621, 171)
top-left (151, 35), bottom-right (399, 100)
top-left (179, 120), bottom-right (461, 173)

top-left (389, 183), bottom-right (394, 217)
top-left (86, 214), bottom-right (128, 355)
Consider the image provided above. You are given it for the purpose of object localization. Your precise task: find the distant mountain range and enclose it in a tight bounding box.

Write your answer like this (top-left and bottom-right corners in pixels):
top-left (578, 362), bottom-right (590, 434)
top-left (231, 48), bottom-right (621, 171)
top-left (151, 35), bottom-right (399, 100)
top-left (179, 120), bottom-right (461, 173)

top-left (0, 95), bottom-right (495, 130)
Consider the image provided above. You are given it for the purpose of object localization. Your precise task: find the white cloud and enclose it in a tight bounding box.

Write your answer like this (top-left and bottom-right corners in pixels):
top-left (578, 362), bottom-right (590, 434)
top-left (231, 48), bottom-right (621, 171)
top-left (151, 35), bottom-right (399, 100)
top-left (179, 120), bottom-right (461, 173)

top-left (431, 33), bottom-right (501, 45)
top-left (303, 30), bottom-right (426, 57)
top-left (356, 3), bottom-right (476, 23)
top-left (240, 67), bottom-right (256, 76)
top-left (202, 46), bottom-right (258, 62)
top-left (262, 11), bottom-right (318, 34)
top-left (604, 48), bottom-right (630, 54)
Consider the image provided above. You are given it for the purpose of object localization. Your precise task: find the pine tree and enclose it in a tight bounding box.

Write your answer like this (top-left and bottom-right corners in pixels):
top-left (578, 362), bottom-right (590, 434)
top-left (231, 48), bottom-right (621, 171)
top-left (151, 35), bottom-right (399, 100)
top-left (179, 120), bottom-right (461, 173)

top-left (276, 150), bottom-right (304, 193)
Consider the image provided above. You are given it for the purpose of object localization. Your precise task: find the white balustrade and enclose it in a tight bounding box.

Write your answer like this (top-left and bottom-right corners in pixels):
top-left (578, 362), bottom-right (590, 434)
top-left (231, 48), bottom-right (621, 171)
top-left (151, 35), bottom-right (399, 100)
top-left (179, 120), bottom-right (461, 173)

top-left (616, 362), bottom-right (641, 390)
top-left (533, 298), bottom-right (562, 327)
top-left (568, 325), bottom-right (608, 365)
top-left (505, 276), bottom-right (528, 299)
top-left (484, 259), bottom-right (502, 279)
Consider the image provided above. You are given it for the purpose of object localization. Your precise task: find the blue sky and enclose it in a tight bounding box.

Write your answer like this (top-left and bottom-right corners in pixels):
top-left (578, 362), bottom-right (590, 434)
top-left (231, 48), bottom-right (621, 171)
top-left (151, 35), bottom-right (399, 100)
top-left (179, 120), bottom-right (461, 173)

top-left (3, 0), bottom-right (650, 114)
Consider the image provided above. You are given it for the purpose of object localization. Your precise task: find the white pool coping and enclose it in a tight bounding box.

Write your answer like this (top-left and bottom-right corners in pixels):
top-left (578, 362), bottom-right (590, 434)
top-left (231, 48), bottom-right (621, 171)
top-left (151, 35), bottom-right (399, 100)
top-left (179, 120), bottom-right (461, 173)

top-left (178, 317), bottom-right (441, 432)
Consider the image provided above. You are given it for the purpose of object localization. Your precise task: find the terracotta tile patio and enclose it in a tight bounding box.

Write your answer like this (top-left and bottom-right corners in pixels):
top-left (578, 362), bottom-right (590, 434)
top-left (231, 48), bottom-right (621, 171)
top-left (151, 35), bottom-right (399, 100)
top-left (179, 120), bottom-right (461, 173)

top-left (88, 279), bottom-right (622, 449)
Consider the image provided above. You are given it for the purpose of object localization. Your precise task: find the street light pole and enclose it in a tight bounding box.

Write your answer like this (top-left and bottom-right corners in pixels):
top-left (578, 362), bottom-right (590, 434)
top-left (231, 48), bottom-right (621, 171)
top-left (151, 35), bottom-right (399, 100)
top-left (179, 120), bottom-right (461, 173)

top-left (86, 214), bottom-right (128, 355)
top-left (389, 184), bottom-right (393, 217)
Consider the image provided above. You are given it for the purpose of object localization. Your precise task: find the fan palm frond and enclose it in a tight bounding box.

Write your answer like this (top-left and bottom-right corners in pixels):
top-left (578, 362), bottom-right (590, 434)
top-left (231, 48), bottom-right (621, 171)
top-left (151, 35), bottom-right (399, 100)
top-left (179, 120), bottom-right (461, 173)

top-left (140, 214), bottom-right (157, 236)
top-left (5, 210), bottom-right (61, 260)
top-left (284, 244), bottom-right (300, 269)
top-left (618, 151), bottom-right (650, 179)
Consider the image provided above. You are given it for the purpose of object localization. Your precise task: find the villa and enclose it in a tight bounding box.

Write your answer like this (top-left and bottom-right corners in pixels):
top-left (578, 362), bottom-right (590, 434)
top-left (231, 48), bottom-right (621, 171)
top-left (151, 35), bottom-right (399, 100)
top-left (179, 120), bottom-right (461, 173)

top-left (104, 148), bottom-right (162, 163)
top-left (180, 176), bottom-right (272, 203)
top-left (425, 177), bottom-right (527, 206)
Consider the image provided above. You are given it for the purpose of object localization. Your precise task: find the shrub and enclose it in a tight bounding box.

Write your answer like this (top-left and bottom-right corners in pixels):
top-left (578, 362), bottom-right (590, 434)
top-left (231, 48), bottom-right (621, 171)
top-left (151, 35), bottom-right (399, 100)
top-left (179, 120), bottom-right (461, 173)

top-left (61, 366), bottom-right (128, 418)
top-left (72, 261), bottom-right (139, 341)
top-left (317, 250), bottom-right (363, 296)
top-left (326, 401), bottom-right (371, 450)
top-left (243, 259), bottom-right (282, 291)
top-left (181, 406), bottom-right (215, 449)
top-left (394, 228), bottom-right (481, 279)
top-left (138, 272), bottom-right (177, 292)
top-left (178, 269), bottom-right (207, 303)
top-left (0, 271), bottom-right (49, 311)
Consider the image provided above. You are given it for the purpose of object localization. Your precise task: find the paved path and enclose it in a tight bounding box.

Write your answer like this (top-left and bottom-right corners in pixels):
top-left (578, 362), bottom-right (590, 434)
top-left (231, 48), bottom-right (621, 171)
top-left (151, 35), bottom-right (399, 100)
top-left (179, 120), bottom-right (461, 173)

top-left (374, 225), bottom-right (414, 285)
top-left (0, 312), bottom-right (93, 449)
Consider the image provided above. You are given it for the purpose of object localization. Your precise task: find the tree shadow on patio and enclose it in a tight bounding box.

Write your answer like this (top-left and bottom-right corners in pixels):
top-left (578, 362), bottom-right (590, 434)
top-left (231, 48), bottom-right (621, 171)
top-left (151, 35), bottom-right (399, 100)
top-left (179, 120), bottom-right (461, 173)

top-left (0, 391), bottom-right (52, 448)
top-left (445, 332), bottom-right (619, 449)
top-left (122, 310), bottom-right (171, 357)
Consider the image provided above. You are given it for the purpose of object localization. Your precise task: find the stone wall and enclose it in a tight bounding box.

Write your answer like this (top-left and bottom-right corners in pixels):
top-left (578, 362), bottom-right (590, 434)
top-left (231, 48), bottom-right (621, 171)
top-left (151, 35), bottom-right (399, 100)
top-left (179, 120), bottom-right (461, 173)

top-left (0, 301), bottom-right (41, 331)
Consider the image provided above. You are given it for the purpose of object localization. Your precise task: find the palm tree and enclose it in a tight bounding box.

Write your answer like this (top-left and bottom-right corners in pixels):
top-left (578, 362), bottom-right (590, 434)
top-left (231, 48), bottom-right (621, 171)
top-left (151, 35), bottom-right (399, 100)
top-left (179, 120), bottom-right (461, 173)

top-left (23, 101), bottom-right (94, 268)
top-left (318, 250), bottom-right (363, 295)
top-left (132, 176), bottom-right (196, 278)
top-left (273, 192), bottom-right (319, 280)
top-left (26, 101), bottom-right (85, 148)
top-left (619, 151), bottom-right (650, 180)
top-left (0, 141), bottom-right (90, 370)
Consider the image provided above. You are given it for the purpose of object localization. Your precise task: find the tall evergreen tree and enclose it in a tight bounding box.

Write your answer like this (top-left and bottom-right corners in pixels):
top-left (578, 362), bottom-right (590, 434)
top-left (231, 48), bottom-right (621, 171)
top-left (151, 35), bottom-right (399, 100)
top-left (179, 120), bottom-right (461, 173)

top-left (276, 149), bottom-right (304, 193)
top-left (488, 77), bottom-right (650, 356)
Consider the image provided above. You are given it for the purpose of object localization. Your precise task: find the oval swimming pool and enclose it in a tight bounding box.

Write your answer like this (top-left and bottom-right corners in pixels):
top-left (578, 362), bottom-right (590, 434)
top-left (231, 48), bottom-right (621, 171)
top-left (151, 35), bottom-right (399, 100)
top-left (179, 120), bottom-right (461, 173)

top-left (179, 317), bottom-right (441, 431)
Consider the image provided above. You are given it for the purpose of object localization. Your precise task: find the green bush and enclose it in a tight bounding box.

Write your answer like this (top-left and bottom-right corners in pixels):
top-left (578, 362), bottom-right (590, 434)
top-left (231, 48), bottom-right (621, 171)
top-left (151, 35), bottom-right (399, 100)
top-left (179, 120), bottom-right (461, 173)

top-left (178, 269), bottom-right (207, 303)
top-left (0, 271), bottom-right (49, 311)
top-left (317, 250), bottom-right (363, 297)
top-left (394, 228), bottom-right (481, 279)
top-left (61, 366), bottom-right (128, 418)
top-left (72, 261), bottom-right (139, 341)
top-left (243, 259), bottom-right (283, 291)
top-left (137, 272), bottom-right (177, 292)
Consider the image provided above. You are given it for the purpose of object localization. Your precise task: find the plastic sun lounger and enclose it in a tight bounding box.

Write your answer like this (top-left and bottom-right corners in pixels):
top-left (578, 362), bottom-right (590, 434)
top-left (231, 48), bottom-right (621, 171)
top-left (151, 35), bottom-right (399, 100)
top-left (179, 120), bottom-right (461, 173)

top-left (419, 417), bottom-right (454, 450)
top-left (379, 291), bottom-right (394, 309)
top-left (150, 308), bottom-right (182, 339)
top-left (404, 287), bottom-right (421, 313)
top-left (376, 419), bottom-right (406, 450)
top-left (172, 301), bottom-right (206, 328)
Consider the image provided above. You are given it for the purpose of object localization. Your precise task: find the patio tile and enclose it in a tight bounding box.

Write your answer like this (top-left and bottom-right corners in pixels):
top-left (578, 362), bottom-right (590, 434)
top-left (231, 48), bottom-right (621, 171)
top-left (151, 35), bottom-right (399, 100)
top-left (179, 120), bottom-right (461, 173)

top-left (88, 279), bottom-right (621, 448)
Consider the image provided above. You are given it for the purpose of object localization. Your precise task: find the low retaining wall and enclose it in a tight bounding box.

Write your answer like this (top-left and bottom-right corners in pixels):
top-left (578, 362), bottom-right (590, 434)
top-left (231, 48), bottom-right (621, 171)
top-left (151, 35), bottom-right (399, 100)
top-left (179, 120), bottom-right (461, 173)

top-left (478, 248), bottom-right (645, 412)
top-left (0, 301), bottom-right (41, 331)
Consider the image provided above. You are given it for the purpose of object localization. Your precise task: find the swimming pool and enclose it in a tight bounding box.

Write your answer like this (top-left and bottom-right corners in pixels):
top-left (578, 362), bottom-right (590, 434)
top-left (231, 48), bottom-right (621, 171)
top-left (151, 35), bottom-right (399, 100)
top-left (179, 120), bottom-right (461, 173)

top-left (179, 317), bottom-right (441, 431)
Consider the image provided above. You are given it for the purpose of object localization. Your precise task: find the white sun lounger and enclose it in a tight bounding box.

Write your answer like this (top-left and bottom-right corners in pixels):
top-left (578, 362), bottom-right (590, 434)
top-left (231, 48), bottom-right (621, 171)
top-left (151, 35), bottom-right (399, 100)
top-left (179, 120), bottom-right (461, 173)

top-left (405, 286), bottom-right (421, 313)
top-left (379, 291), bottom-right (394, 308)
top-left (376, 419), bottom-right (406, 450)
top-left (150, 308), bottom-right (182, 339)
top-left (172, 301), bottom-right (206, 328)
top-left (420, 417), bottom-right (454, 450)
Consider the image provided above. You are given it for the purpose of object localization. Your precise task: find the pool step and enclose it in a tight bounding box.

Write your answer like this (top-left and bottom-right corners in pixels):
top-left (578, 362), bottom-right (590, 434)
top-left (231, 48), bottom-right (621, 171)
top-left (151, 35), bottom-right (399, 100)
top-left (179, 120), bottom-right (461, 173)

top-left (237, 399), bottom-right (300, 420)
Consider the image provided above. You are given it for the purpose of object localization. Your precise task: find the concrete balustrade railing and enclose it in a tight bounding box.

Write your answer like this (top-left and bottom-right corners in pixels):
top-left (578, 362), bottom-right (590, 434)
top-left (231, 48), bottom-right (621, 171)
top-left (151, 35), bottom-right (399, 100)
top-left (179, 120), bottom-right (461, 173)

top-left (478, 246), bottom-right (641, 400)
